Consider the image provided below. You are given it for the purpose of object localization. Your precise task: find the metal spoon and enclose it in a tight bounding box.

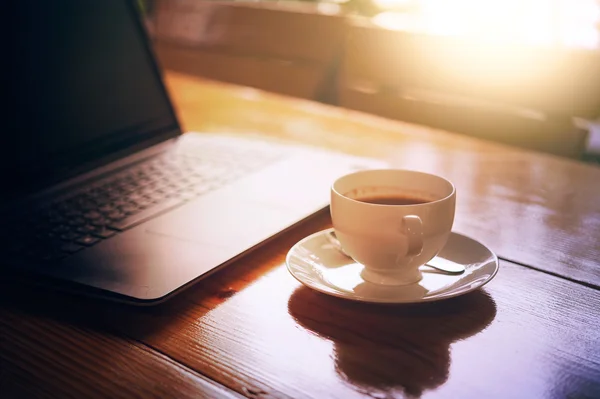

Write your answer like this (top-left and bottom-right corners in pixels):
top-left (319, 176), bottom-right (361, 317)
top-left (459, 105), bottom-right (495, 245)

top-left (326, 230), bottom-right (465, 275)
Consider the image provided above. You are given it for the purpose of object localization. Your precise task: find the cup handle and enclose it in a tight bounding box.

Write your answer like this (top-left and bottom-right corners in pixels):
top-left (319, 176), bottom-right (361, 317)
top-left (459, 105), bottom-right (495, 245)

top-left (401, 215), bottom-right (423, 257)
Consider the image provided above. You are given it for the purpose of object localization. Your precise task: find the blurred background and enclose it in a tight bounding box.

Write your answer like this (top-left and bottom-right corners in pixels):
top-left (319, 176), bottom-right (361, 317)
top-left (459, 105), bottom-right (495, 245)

top-left (138, 0), bottom-right (600, 163)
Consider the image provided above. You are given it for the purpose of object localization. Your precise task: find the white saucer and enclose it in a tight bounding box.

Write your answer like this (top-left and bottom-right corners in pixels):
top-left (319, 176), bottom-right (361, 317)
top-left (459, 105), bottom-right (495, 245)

top-left (286, 228), bottom-right (499, 304)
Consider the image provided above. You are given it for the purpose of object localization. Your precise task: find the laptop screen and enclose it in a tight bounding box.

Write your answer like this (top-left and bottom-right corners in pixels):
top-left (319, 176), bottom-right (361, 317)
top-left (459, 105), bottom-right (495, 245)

top-left (3, 0), bottom-right (179, 201)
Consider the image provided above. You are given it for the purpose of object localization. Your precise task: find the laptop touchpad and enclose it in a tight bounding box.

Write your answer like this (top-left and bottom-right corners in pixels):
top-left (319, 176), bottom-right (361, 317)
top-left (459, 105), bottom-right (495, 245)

top-left (145, 195), bottom-right (301, 250)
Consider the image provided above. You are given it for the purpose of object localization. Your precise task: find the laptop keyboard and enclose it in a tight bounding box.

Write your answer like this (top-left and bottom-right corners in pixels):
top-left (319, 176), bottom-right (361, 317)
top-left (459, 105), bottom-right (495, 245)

top-left (2, 140), bottom-right (282, 265)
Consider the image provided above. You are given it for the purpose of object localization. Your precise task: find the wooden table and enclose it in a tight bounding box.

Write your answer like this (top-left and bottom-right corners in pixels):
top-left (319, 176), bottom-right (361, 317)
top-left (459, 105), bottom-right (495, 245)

top-left (2, 71), bottom-right (599, 399)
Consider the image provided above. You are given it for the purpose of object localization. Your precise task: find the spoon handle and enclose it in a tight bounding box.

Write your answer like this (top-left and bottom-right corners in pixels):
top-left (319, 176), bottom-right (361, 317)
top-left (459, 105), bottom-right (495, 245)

top-left (423, 257), bottom-right (466, 274)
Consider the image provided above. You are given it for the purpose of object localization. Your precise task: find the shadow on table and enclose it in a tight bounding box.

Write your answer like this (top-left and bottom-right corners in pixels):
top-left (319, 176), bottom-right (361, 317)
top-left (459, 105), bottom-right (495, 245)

top-left (0, 211), bottom-right (333, 339)
top-left (287, 286), bottom-right (497, 398)
top-left (0, 266), bottom-right (245, 340)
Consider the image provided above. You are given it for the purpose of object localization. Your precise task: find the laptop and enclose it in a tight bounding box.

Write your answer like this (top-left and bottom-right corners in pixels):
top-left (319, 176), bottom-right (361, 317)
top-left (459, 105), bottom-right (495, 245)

top-left (1, 0), bottom-right (381, 304)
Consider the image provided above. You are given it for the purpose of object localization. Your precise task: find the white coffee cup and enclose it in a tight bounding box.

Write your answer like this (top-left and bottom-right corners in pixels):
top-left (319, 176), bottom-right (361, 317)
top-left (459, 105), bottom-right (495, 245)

top-left (330, 169), bottom-right (456, 285)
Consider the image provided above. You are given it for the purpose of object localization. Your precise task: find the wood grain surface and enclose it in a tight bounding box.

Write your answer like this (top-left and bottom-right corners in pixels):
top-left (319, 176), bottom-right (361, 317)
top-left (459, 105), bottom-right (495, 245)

top-left (0, 304), bottom-right (241, 399)
top-left (162, 71), bottom-right (600, 288)
top-left (2, 211), bottom-right (599, 399)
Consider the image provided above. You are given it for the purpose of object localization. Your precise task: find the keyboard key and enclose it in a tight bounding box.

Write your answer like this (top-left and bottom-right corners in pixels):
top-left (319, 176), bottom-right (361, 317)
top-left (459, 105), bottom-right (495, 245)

top-left (90, 218), bottom-right (109, 227)
top-left (112, 199), bottom-right (128, 207)
top-left (134, 198), bottom-right (153, 208)
top-left (107, 191), bottom-right (121, 200)
top-left (67, 218), bottom-right (86, 227)
top-left (79, 202), bottom-right (97, 211)
top-left (119, 204), bottom-right (139, 214)
top-left (93, 194), bottom-right (111, 205)
top-left (107, 211), bottom-right (127, 221)
top-left (128, 192), bottom-right (144, 202)
top-left (83, 211), bottom-right (102, 220)
top-left (137, 178), bottom-right (153, 187)
top-left (91, 228), bottom-right (117, 239)
top-left (108, 198), bottom-right (184, 231)
top-left (60, 231), bottom-right (81, 241)
top-left (75, 235), bottom-right (100, 246)
top-left (98, 204), bottom-right (116, 213)
top-left (77, 224), bottom-right (99, 234)
top-left (180, 191), bottom-right (198, 201)
top-left (148, 191), bottom-right (166, 201)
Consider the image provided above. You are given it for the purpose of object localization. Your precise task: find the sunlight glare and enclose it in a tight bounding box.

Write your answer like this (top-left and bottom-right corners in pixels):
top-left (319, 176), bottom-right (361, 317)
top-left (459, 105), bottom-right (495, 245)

top-left (372, 0), bottom-right (600, 49)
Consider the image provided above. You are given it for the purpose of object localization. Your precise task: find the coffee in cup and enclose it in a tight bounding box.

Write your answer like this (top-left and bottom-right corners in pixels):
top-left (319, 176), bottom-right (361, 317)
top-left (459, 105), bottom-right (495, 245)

top-left (330, 169), bottom-right (456, 285)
